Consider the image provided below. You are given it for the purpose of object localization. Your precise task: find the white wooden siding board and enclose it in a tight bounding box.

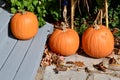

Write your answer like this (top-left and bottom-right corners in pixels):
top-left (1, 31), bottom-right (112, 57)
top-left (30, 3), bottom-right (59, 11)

top-left (0, 37), bottom-right (17, 70)
top-left (14, 23), bottom-right (53, 80)
top-left (0, 39), bottom-right (33, 80)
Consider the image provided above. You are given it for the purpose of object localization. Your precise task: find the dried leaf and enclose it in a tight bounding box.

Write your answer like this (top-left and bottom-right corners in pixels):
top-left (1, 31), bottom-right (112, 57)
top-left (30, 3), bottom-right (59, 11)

top-left (52, 54), bottom-right (65, 67)
top-left (41, 45), bottom-right (65, 68)
top-left (114, 48), bottom-right (120, 55)
top-left (93, 62), bottom-right (107, 72)
top-left (85, 67), bottom-right (91, 73)
top-left (40, 48), bottom-right (53, 67)
top-left (108, 57), bottom-right (120, 71)
top-left (74, 61), bottom-right (85, 67)
top-left (109, 57), bottom-right (117, 64)
top-left (66, 61), bottom-right (85, 67)
top-left (66, 61), bottom-right (74, 64)
top-left (55, 67), bottom-right (67, 71)
top-left (53, 66), bottom-right (67, 74)
top-left (114, 37), bottom-right (120, 48)
top-left (112, 28), bottom-right (119, 34)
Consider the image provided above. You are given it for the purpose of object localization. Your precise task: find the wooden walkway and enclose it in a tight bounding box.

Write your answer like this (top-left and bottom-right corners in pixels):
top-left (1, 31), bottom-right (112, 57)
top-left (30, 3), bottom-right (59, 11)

top-left (0, 8), bottom-right (53, 80)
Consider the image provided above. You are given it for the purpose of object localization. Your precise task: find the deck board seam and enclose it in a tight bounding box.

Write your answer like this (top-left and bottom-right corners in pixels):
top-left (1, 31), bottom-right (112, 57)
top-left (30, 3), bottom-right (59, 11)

top-left (0, 40), bottom-right (18, 71)
top-left (12, 39), bottom-right (34, 80)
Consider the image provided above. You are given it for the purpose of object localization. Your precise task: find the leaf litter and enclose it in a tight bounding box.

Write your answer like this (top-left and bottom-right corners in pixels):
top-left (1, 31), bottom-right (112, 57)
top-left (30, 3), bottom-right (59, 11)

top-left (40, 28), bottom-right (120, 75)
top-left (40, 45), bottom-right (85, 74)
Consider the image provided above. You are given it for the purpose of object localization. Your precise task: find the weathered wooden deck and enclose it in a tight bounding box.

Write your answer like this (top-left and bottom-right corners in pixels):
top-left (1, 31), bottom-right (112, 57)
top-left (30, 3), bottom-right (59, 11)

top-left (0, 7), bottom-right (53, 80)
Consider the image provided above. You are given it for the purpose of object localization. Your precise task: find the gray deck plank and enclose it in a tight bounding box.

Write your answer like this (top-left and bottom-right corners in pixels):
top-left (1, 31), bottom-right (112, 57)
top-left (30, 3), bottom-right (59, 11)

top-left (0, 14), bottom-right (11, 30)
top-left (0, 8), bottom-right (12, 44)
top-left (0, 37), bottom-right (17, 69)
top-left (14, 23), bottom-right (53, 80)
top-left (0, 8), bottom-right (12, 30)
top-left (0, 24), bottom-right (11, 44)
top-left (0, 39), bottom-right (33, 80)
top-left (0, 8), bottom-right (54, 80)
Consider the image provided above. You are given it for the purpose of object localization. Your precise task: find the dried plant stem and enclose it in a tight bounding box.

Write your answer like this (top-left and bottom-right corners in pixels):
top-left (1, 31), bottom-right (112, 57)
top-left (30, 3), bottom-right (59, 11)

top-left (93, 9), bottom-right (103, 30)
top-left (105, 0), bottom-right (108, 28)
top-left (94, 9), bottom-right (103, 25)
top-left (63, 5), bottom-right (68, 32)
top-left (63, 6), bottom-right (67, 24)
top-left (71, 0), bottom-right (75, 29)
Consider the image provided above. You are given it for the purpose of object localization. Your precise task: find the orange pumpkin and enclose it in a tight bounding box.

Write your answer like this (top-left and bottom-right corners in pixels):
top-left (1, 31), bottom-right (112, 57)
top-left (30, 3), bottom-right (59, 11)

top-left (82, 25), bottom-right (114, 58)
top-left (49, 28), bottom-right (79, 56)
top-left (10, 11), bottom-right (38, 40)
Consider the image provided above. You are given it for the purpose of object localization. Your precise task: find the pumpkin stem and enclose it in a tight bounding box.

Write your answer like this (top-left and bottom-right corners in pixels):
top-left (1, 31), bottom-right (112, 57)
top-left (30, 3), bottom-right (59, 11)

top-left (18, 10), bottom-right (26, 15)
top-left (93, 9), bottom-right (103, 30)
top-left (93, 23), bottom-right (100, 30)
top-left (94, 9), bottom-right (103, 25)
top-left (61, 22), bottom-right (67, 32)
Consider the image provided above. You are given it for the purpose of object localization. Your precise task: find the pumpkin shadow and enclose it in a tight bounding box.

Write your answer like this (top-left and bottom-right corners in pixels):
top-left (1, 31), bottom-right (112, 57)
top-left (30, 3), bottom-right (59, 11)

top-left (77, 49), bottom-right (88, 57)
top-left (77, 34), bottom-right (95, 58)
top-left (8, 22), bottom-right (16, 39)
top-left (77, 48), bottom-right (96, 59)
top-left (77, 35), bottom-right (90, 58)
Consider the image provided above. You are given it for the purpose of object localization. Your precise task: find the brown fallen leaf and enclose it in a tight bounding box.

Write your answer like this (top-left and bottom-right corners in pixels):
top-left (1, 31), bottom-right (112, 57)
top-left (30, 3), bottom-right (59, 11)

top-left (53, 66), bottom-right (67, 74)
top-left (114, 48), bottom-right (120, 55)
top-left (66, 61), bottom-right (85, 67)
top-left (41, 46), bottom-right (65, 67)
top-left (40, 48), bottom-right (53, 67)
top-left (85, 67), bottom-right (91, 73)
top-left (93, 62), bottom-right (107, 72)
top-left (52, 54), bottom-right (65, 67)
top-left (74, 61), bottom-right (85, 67)
top-left (108, 57), bottom-right (120, 71)
top-left (109, 57), bottom-right (117, 64)
top-left (66, 61), bottom-right (74, 64)
top-left (114, 37), bottom-right (120, 49)
top-left (112, 28), bottom-right (119, 34)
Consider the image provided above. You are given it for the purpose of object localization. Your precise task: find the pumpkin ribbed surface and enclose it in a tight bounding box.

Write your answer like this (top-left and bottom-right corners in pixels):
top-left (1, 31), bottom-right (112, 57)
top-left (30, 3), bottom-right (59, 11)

top-left (49, 28), bottom-right (79, 56)
top-left (10, 11), bottom-right (38, 40)
top-left (82, 25), bottom-right (114, 58)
